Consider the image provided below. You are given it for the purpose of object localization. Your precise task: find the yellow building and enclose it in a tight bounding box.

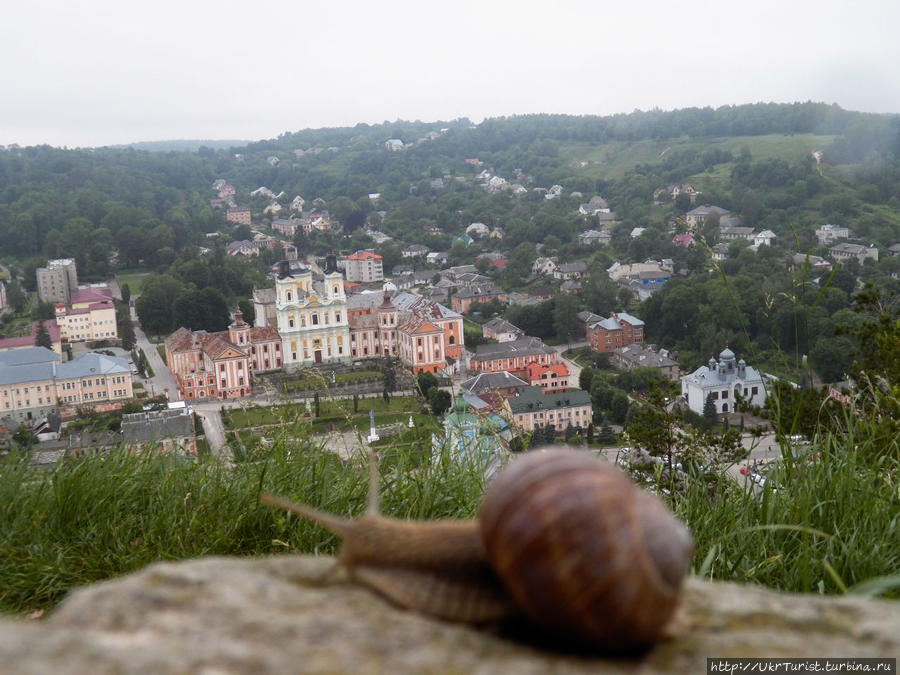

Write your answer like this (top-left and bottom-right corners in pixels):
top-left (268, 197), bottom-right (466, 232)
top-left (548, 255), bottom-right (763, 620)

top-left (54, 286), bottom-right (118, 343)
top-left (0, 348), bottom-right (133, 426)
top-left (274, 260), bottom-right (350, 367)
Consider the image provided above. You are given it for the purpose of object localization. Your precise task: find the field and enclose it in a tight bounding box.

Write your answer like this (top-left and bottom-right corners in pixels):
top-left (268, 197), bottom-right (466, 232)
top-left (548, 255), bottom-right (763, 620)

top-left (560, 133), bottom-right (838, 181)
top-left (115, 271), bottom-right (152, 297)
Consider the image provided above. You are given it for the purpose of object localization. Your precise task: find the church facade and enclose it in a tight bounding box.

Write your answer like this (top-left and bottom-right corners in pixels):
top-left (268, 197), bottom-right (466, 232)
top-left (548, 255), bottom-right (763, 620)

top-left (274, 260), bottom-right (350, 368)
top-left (681, 348), bottom-right (766, 415)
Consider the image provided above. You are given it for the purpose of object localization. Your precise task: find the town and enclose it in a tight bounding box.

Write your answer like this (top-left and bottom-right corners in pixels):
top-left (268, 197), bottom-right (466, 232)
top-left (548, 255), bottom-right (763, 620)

top-left (0, 104), bottom-right (898, 639)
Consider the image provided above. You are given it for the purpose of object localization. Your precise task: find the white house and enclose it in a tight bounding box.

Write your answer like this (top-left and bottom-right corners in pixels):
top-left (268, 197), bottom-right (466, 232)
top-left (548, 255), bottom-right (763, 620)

top-left (681, 348), bottom-right (766, 415)
top-left (752, 230), bottom-right (776, 248)
top-left (466, 222), bottom-right (490, 238)
top-left (531, 257), bottom-right (558, 276)
top-left (815, 224), bottom-right (851, 246)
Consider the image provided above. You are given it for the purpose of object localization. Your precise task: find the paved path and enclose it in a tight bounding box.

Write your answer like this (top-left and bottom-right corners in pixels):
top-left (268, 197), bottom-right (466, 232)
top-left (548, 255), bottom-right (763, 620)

top-left (130, 304), bottom-right (179, 401)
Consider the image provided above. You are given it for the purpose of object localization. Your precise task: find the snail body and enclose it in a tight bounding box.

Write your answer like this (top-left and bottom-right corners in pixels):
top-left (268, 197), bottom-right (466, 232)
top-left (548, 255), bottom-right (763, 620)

top-left (262, 448), bottom-right (692, 652)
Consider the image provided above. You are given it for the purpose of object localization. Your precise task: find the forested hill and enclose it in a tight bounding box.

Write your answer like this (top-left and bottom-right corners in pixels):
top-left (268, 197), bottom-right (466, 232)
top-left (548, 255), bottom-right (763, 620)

top-left (1, 102), bottom-right (899, 273)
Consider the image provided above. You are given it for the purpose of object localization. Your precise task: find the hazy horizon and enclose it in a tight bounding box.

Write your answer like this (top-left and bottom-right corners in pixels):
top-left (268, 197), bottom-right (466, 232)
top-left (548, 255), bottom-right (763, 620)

top-left (3, 0), bottom-right (899, 149)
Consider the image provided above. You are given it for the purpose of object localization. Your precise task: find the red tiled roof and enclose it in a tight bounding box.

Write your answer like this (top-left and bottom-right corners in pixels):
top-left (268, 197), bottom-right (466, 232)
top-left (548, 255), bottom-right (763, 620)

top-left (347, 250), bottom-right (382, 261)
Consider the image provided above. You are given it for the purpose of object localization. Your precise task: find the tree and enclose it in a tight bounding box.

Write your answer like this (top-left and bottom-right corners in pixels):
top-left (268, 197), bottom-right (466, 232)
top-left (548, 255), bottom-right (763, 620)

top-left (578, 367), bottom-right (594, 392)
top-left (381, 359), bottom-right (397, 395)
top-left (6, 280), bottom-right (26, 314)
top-left (34, 321), bottom-right (52, 349)
top-left (552, 293), bottom-right (582, 344)
top-left (417, 371), bottom-right (438, 398)
top-left (597, 424), bottom-right (617, 445)
top-left (120, 283), bottom-right (131, 305)
top-left (428, 388), bottom-right (451, 416)
top-left (609, 391), bottom-right (630, 424)
top-left (135, 274), bottom-right (183, 336)
top-left (703, 393), bottom-right (718, 423)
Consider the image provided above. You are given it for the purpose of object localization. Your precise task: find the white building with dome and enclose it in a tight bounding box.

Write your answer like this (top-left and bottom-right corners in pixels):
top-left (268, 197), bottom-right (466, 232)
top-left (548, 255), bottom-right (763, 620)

top-left (681, 348), bottom-right (766, 415)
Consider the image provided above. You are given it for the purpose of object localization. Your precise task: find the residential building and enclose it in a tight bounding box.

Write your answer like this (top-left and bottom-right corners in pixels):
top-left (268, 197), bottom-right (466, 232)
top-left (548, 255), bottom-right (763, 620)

top-left (272, 218), bottom-right (300, 238)
top-left (587, 313), bottom-right (644, 353)
top-left (685, 204), bottom-right (730, 226)
top-left (578, 196), bottom-right (610, 216)
top-left (719, 227), bottom-right (755, 242)
top-left (226, 207), bottom-right (252, 225)
top-left (711, 243), bottom-right (730, 261)
top-left (531, 257), bottom-right (558, 276)
top-left (791, 253), bottom-right (832, 272)
top-left (504, 386), bottom-right (592, 433)
top-left (0, 348), bottom-right (133, 426)
top-left (829, 242), bottom-right (879, 264)
top-left (752, 230), bottom-right (777, 248)
top-left (121, 406), bottom-right (196, 455)
top-left (385, 139), bottom-right (404, 151)
top-left (578, 229), bottom-right (611, 247)
top-left (426, 251), bottom-right (448, 265)
top-left (451, 286), bottom-right (508, 314)
top-left (470, 337), bottom-right (559, 376)
top-left (165, 311), bottom-right (281, 400)
top-left (391, 293), bottom-right (464, 375)
top-left (54, 352), bottom-right (134, 410)
top-left (226, 240), bottom-right (260, 257)
top-left (815, 224), bottom-right (851, 246)
top-left (275, 260), bottom-right (349, 368)
top-left (36, 258), bottom-right (78, 304)
top-left (465, 222), bottom-right (490, 238)
top-left (611, 344), bottom-right (679, 381)
top-left (681, 348), bottom-right (766, 415)
top-left (482, 317), bottom-right (523, 343)
top-left (525, 361), bottom-right (570, 393)
top-left (0, 281), bottom-right (6, 312)
top-left (344, 250), bottom-right (384, 283)
top-left (552, 262), bottom-right (588, 280)
top-left (54, 286), bottom-right (117, 343)
top-left (0, 347), bottom-right (60, 425)
top-left (401, 244), bottom-right (430, 259)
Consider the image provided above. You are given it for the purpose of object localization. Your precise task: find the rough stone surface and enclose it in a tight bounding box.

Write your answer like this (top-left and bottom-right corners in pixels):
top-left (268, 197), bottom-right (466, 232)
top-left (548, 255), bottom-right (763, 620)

top-left (0, 556), bottom-right (897, 674)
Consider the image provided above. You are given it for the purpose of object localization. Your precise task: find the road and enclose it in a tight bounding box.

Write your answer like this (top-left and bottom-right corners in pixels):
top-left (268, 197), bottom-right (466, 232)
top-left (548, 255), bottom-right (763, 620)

top-left (553, 340), bottom-right (588, 387)
top-left (130, 304), bottom-right (179, 401)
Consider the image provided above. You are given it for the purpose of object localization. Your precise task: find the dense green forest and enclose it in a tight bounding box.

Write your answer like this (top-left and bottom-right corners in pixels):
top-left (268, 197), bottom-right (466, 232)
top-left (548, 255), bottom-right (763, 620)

top-left (2, 102), bottom-right (900, 381)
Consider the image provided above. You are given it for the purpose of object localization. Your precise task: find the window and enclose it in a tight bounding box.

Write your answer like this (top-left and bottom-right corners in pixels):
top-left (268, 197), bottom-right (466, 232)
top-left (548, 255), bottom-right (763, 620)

top-left (289, 319), bottom-right (294, 328)
top-left (336, 312), bottom-right (341, 322)
top-left (449, 335), bottom-right (455, 345)
top-left (220, 364), bottom-right (225, 372)
top-left (312, 314), bottom-right (319, 325)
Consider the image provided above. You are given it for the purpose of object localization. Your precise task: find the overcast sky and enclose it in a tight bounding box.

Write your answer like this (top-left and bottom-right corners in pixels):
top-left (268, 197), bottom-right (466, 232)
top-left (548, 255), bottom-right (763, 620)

top-left (2, 0), bottom-right (898, 148)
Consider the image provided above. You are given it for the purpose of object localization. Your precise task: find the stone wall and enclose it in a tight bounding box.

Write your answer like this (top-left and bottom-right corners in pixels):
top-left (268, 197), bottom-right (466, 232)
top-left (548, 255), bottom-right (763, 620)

top-left (0, 556), bottom-right (896, 673)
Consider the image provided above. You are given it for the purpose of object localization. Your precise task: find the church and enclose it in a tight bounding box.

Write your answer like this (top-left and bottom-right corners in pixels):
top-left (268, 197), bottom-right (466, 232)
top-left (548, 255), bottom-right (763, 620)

top-left (680, 348), bottom-right (766, 415)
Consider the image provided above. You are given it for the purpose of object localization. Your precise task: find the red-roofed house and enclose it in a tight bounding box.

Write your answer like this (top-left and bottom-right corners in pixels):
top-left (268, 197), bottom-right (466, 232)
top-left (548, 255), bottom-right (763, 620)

top-left (672, 233), bottom-right (695, 247)
top-left (525, 361), bottom-right (571, 393)
top-left (344, 250), bottom-right (383, 283)
top-left (164, 310), bottom-right (281, 400)
top-left (54, 286), bottom-right (117, 343)
top-left (0, 320), bottom-right (63, 356)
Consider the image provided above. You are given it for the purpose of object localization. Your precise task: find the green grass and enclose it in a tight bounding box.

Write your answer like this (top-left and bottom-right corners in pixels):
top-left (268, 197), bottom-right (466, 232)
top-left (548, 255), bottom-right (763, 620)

top-left (115, 272), bottom-right (152, 297)
top-left (156, 345), bottom-right (166, 365)
top-left (282, 370), bottom-right (382, 392)
top-left (222, 396), bottom-right (422, 430)
top-left (0, 439), bottom-right (492, 615)
top-left (678, 436), bottom-right (900, 596)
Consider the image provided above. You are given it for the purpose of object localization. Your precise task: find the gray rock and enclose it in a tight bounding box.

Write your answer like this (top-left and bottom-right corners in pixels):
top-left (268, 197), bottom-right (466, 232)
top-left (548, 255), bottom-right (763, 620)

top-left (0, 555), bottom-right (897, 674)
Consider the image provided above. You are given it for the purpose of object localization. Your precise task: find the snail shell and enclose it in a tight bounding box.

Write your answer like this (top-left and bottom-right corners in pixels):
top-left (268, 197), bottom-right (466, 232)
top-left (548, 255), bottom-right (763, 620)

top-left (480, 449), bottom-right (692, 651)
top-left (262, 448), bottom-right (692, 652)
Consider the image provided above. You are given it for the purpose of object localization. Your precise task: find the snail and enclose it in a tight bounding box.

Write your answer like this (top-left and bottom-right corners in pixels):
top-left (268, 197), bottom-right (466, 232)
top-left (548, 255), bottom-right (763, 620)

top-left (261, 448), bottom-right (692, 652)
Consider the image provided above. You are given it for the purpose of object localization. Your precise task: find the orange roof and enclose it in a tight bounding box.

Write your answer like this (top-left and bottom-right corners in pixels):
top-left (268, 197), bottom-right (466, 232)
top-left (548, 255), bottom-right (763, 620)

top-left (526, 361), bottom-right (569, 378)
top-left (347, 250), bottom-right (382, 261)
